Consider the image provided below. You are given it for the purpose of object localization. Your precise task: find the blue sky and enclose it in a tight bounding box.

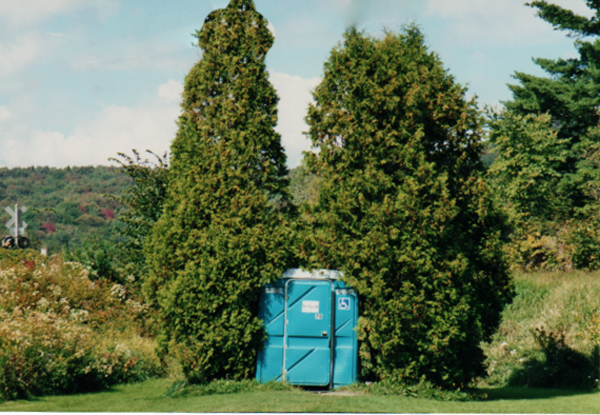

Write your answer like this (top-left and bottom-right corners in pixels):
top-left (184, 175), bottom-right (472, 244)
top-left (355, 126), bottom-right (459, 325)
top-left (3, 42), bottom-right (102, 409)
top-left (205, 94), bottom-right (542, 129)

top-left (0, 0), bottom-right (594, 168)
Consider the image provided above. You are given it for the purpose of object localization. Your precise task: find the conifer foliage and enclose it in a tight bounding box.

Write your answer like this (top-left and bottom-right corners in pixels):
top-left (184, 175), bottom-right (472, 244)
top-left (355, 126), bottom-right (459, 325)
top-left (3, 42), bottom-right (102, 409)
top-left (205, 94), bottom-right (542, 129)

top-left (300, 27), bottom-right (513, 386)
top-left (505, 0), bottom-right (600, 211)
top-left (489, 0), bottom-right (600, 269)
top-left (144, 0), bottom-right (291, 382)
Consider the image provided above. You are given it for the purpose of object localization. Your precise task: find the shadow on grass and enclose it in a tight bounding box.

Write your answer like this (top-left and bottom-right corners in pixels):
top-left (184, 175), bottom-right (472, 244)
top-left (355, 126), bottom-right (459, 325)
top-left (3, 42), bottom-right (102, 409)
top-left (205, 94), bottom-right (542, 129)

top-left (478, 386), bottom-right (596, 401)
top-left (502, 328), bottom-right (600, 394)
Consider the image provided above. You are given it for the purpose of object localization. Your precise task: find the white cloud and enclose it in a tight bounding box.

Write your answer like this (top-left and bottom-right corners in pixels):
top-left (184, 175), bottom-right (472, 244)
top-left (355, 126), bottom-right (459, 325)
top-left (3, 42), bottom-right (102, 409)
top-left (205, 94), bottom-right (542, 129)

top-left (0, 0), bottom-right (117, 27)
top-left (269, 71), bottom-right (321, 168)
top-left (0, 0), bottom-right (82, 26)
top-left (0, 106), bottom-right (13, 123)
top-left (0, 35), bottom-right (42, 78)
top-left (0, 81), bottom-right (181, 168)
top-left (0, 74), bottom-right (321, 169)
top-left (424, 0), bottom-right (574, 46)
top-left (158, 80), bottom-right (183, 103)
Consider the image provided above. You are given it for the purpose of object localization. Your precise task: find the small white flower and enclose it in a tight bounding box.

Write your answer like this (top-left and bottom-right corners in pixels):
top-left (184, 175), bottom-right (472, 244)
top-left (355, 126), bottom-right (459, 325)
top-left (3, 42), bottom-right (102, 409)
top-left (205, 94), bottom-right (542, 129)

top-left (110, 284), bottom-right (126, 299)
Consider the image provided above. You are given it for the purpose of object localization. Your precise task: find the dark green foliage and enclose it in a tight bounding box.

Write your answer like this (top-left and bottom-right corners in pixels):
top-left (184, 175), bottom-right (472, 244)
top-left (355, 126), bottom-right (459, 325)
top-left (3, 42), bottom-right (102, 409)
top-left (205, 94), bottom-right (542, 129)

top-left (299, 26), bottom-right (513, 387)
top-left (110, 150), bottom-right (169, 283)
top-left (487, 112), bottom-right (569, 222)
top-left (145, 0), bottom-right (292, 383)
top-left (486, 112), bottom-right (572, 269)
top-left (62, 237), bottom-right (122, 282)
top-left (570, 136), bottom-right (600, 269)
top-left (528, 0), bottom-right (600, 36)
top-left (508, 1), bottom-right (600, 152)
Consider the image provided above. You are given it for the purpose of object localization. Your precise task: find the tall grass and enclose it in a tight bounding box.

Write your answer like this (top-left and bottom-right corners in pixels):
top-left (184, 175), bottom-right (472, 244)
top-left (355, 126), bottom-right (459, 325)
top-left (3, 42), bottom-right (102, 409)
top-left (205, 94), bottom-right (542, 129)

top-left (480, 269), bottom-right (600, 390)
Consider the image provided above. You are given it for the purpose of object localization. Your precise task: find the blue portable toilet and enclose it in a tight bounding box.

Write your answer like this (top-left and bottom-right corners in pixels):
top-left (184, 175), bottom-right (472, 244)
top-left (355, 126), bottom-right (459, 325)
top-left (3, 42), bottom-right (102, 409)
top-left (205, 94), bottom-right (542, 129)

top-left (256, 269), bottom-right (359, 388)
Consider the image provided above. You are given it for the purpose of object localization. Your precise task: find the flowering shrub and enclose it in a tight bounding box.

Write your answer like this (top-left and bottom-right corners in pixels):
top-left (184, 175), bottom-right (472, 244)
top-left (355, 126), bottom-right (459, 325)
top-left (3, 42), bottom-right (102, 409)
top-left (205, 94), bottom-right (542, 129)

top-left (0, 251), bottom-right (164, 401)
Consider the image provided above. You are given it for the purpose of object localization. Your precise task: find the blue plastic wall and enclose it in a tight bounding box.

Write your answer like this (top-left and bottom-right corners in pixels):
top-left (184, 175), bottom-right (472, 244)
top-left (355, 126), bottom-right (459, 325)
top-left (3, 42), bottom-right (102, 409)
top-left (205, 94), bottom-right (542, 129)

top-left (256, 269), bottom-right (358, 388)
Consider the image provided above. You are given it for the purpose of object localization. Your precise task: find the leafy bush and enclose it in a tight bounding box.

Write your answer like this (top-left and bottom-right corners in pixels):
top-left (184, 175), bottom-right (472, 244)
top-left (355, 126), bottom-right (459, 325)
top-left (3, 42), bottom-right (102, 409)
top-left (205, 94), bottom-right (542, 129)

top-left (0, 251), bottom-right (164, 401)
top-left (62, 237), bottom-right (123, 283)
top-left (504, 226), bottom-right (571, 271)
top-left (0, 311), bottom-right (158, 399)
top-left (110, 150), bottom-right (169, 285)
top-left (568, 219), bottom-right (600, 270)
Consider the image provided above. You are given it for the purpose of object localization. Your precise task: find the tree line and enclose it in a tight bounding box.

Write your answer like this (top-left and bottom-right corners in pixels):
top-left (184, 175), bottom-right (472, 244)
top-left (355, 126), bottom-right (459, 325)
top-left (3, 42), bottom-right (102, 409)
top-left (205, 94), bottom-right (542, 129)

top-left (3, 0), bottom-right (598, 389)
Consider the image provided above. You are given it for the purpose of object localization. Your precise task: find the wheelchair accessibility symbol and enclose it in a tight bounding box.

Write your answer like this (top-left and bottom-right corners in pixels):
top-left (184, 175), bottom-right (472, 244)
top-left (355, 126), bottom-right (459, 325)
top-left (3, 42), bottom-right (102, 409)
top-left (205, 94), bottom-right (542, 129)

top-left (338, 298), bottom-right (350, 311)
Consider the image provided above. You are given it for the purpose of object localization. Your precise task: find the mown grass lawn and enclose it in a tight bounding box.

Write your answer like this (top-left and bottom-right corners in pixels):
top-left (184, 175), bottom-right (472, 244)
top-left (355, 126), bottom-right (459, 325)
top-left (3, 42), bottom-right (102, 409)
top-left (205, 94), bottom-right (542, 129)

top-left (0, 378), bottom-right (598, 413)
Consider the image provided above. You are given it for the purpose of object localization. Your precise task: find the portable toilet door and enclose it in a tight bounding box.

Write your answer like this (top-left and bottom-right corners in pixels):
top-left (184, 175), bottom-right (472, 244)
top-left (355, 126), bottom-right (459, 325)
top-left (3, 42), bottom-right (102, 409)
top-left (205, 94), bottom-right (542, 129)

top-left (256, 269), bottom-right (358, 388)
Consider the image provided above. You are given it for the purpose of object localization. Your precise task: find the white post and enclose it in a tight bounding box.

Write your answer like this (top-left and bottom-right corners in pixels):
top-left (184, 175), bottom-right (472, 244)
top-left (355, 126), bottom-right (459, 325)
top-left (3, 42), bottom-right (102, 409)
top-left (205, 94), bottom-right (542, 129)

top-left (14, 203), bottom-right (18, 239)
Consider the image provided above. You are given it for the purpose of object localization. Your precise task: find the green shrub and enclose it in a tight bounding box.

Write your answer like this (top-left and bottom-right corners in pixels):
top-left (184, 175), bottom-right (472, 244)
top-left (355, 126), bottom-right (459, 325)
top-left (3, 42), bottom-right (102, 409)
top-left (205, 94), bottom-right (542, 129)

top-left (568, 220), bottom-right (600, 270)
top-left (0, 311), bottom-right (160, 400)
top-left (503, 226), bottom-right (572, 272)
top-left (0, 251), bottom-right (164, 401)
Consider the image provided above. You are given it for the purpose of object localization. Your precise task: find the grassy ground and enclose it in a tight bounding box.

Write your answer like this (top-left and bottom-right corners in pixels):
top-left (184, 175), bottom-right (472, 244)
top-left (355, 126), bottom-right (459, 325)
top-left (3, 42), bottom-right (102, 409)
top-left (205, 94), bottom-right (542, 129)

top-left (480, 269), bottom-right (600, 390)
top-left (0, 378), bottom-right (598, 413)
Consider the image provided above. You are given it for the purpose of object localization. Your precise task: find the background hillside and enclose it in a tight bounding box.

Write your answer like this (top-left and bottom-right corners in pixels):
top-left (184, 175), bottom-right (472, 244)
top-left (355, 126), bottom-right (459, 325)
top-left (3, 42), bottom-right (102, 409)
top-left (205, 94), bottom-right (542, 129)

top-left (0, 166), bottom-right (131, 255)
top-left (0, 164), bottom-right (315, 258)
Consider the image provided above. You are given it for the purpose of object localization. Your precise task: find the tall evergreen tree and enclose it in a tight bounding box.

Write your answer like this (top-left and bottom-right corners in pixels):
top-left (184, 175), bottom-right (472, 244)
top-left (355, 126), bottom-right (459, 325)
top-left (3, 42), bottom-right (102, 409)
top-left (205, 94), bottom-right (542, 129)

top-left (489, 0), bottom-right (600, 269)
top-left (505, 0), bottom-right (600, 211)
top-left (300, 27), bottom-right (513, 386)
top-left (144, 0), bottom-right (292, 382)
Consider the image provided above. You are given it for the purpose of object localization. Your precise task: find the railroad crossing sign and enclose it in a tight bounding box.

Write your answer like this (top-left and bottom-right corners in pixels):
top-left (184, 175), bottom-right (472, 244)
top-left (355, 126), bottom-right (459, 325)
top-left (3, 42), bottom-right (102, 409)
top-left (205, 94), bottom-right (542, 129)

top-left (5, 203), bottom-right (27, 237)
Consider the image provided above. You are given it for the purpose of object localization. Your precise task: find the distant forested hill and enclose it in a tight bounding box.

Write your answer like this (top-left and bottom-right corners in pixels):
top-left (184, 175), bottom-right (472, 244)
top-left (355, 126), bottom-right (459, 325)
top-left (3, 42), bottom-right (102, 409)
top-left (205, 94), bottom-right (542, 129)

top-left (0, 166), bottom-right (132, 254)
